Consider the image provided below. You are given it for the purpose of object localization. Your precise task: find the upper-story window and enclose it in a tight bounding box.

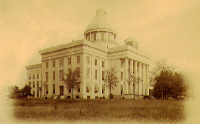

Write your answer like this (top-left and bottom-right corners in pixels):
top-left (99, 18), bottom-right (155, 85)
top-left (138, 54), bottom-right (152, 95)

top-left (37, 74), bottom-right (39, 79)
top-left (102, 61), bottom-right (105, 68)
top-left (121, 72), bottom-right (123, 81)
top-left (95, 69), bottom-right (97, 79)
top-left (87, 56), bottom-right (90, 64)
top-left (59, 70), bottom-right (64, 80)
top-left (46, 62), bottom-right (48, 68)
top-left (37, 81), bottom-right (39, 87)
top-left (33, 81), bottom-right (35, 88)
top-left (87, 68), bottom-right (90, 79)
top-left (77, 67), bottom-right (80, 78)
top-left (59, 59), bottom-right (64, 67)
top-left (102, 71), bottom-right (105, 81)
top-left (95, 59), bottom-right (97, 66)
top-left (53, 60), bottom-right (55, 68)
top-left (94, 32), bottom-right (96, 41)
top-left (68, 58), bottom-right (71, 65)
top-left (33, 74), bottom-right (35, 79)
top-left (77, 56), bottom-right (80, 64)
top-left (121, 61), bottom-right (123, 68)
top-left (46, 72), bottom-right (48, 81)
top-left (68, 69), bottom-right (71, 74)
top-left (29, 75), bottom-right (31, 80)
top-left (29, 82), bottom-right (31, 87)
top-left (86, 33), bottom-right (90, 41)
top-left (101, 32), bottom-right (105, 41)
top-left (53, 71), bottom-right (55, 80)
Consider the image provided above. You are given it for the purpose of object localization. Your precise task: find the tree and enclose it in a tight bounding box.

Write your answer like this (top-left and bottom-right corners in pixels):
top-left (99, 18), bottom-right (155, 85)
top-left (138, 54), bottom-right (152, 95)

top-left (7, 85), bottom-right (20, 99)
top-left (152, 60), bottom-right (187, 100)
top-left (62, 69), bottom-right (81, 100)
top-left (127, 73), bottom-right (142, 99)
top-left (104, 68), bottom-right (119, 100)
top-left (20, 85), bottom-right (32, 98)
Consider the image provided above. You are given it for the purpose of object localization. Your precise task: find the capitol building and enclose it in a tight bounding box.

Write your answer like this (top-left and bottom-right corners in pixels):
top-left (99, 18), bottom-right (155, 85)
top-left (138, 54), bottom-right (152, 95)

top-left (25, 10), bottom-right (150, 99)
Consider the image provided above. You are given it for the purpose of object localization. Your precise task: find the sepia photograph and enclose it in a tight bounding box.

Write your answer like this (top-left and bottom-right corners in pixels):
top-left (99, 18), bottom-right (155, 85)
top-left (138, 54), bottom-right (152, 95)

top-left (1, 0), bottom-right (200, 123)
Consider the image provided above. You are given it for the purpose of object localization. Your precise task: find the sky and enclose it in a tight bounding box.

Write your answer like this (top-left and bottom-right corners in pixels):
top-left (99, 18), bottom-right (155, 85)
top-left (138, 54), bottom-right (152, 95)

top-left (0, 0), bottom-right (200, 122)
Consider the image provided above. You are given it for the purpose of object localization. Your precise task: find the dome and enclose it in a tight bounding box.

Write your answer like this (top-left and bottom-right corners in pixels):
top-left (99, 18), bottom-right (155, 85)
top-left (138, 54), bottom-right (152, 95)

top-left (85, 10), bottom-right (116, 33)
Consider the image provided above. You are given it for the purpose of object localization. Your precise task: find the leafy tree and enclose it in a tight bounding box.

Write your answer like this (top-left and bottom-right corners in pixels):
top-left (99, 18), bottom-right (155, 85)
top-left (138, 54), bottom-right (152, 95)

top-left (7, 85), bottom-right (20, 99)
top-left (20, 85), bottom-right (32, 98)
top-left (62, 69), bottom-right (81, 99)
top-left (127, 73), bottom-right (142, 99)
top-left (104, 68), bottom-right (119, 100)
top-left (152, 60), bottom-right (187, 100)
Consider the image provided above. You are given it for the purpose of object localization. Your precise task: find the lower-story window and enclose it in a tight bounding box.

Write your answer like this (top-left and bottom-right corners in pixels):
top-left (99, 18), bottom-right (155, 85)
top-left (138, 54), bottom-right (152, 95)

top-left (33, 90), bottom-right (35, 97)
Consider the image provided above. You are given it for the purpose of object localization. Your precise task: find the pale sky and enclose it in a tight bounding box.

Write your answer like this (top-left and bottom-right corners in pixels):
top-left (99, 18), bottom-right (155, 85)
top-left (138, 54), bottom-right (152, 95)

top-left (0, 0), bottom-right (200, 122)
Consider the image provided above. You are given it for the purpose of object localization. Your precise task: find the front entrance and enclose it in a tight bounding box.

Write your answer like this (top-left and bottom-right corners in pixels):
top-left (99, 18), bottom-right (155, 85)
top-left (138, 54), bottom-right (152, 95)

top-left (60, 86), bottom-right (64, 95)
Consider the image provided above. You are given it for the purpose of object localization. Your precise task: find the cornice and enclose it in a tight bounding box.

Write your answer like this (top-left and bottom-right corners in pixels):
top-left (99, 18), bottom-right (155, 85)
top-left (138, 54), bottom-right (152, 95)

top-left (25, 63), bottom-right (42, 70)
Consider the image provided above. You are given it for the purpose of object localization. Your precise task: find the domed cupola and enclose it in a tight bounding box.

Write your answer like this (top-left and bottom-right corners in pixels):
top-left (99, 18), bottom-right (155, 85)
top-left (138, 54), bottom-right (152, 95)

top-left (84, 9), bottom-right (118, 48)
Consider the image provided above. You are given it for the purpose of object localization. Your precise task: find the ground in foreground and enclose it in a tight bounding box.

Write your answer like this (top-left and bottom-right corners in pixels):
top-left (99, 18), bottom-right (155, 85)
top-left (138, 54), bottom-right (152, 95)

top-left (13, 99), bottom-right (185, 123)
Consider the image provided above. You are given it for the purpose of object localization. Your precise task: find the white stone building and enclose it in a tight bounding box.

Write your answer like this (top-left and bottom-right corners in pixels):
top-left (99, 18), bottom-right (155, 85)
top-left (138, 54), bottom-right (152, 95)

top-left (25, 10), bottom-right (150, 99)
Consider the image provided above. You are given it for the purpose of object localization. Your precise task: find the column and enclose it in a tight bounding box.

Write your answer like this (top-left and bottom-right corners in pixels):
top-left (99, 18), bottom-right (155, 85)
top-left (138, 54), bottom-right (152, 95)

top-left (82, 53), bottom-right (87, 98)
top-left (117, 59), bottom-right (121, 95)
top-left (130, 59), bottom-right (133, 94)
top-left (64, 57), bottom-right (68, 96)
top-left (138, 62), bottom-right (142, 95)
top-left (146, 66), bottom-right (149, 95)
top-left (125, 58), bottom-right (129, 94)
top-left (134, 61), bottom-right (138, 95)
top-left (143, 64), bottom-right (146, 95)
top-left (99, 57), bottom-right (102, 97)
top-left (97, 31), bottom-right (100, 42)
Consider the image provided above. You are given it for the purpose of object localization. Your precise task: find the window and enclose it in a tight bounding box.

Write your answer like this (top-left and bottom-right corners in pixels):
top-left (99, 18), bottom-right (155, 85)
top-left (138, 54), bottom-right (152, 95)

top-left (53, 71), bottom-right (55, 80)
top-left (33, 91), bottom-right (35, 97)
top-left (53, 60), bottom-right (55, 68)
top-left (33, 81), bottom-right (35, 88)
top-left (29, 75), bottom-right (31, 80)
top-left (46, 62), bottom-right (48, 68)
top-left (68, 69), bottom-right (71, 74)
top-left (86, 82), bottom-right (90, 93)
top-left (29, 82), bottom-right (31, 87)
top-left (37, 74), bottom-right (39, 79)
top-left (37, 90), bottom-right (39, 97)
top-left (102, 61), bottom-right (105, 68)
top-left (69, 89), bottom-right (71, 93)
top-left (59, 70), bottom-right (64, 80)
top-left (46, 72), bottom-right (48, 81)
top-left (45, 85), bottom-right (48, 94)
top-left (95, 59), bottom-right (97, 66)
top-left (121, 72), bottom-right (123, 81)
top-left (101, 32), bottom-right (104, 41)
top-left (77, 67), bottom-right (80, 78)
top-left (108, 33), bottom-right (111, 41)
top-left (33, 74), bottom-right (35, 79)
top-left (77, 85), bottom-right (80, 92)
top-left (77, 56), bottom-right (80, 63)
top-left (87, 68), bottom-right (90, 79)
top-left (121, 61), bottom-right (123, 68)
top-left (102, 71), bottom-right (105, 80)
top-left (95, 69), bottom-right (97, 79)
top-left (53, 84), bottom-right (55, 94)
top-left (94, 32), bottom-right (96, 41)
top-left (94, 83), bottom-right (99, 93)
top-left (37, 81), bottom-right (39, 87)
top-left (59, 59), bottom-right (64, 66)
top-left (87, 56), bottom-right (90, 64)
top-left (68, 58), bottom-right (71, 65)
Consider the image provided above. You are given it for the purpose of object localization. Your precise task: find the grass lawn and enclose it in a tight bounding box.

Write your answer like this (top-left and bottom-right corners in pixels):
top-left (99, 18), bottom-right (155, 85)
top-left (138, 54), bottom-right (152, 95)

top-left (13, 99), bottom-right (185, 123)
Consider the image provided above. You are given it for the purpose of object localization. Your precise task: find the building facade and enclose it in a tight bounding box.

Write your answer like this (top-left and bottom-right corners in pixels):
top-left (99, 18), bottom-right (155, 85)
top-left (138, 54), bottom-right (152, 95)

top-left (25, 10), bottom-right (150, 99)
